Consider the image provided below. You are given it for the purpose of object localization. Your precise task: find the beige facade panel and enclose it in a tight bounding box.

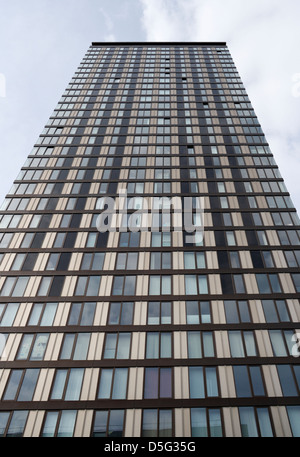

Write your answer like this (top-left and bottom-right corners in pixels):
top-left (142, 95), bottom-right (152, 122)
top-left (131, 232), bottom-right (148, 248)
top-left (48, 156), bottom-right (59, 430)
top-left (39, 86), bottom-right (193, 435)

top-left (209, 274), bottom-right (222, 295)
top-left (16, 302), bottom-right (33, 327)
top-left (127, 367), bottom-right (144, 400)
top-left (24, 410), bottom-right (45, 437)
top-left (211, 300), bottom-right (226, 324)
top-left (124, 409), bottom-right (142, 437)
top-left (173, 331), bottom-right (188, 359)
top-left (130, 332), bottom-right (146, 360)
top-left (270, 406), bottom-right (293, 437)
top-left (74, 410), bottom-right (94, 438)
top-left (262, 365), bottom-right (283, 397)
top-left (2, 333), bottom-right (21, 361)
top-left (244, 274), bottom-right (259, 294)
top-left (255, 330), bottom-right (274, 357)
top-left (175, 408), bottom-right (191, 438)
top-left (81, 368), bottom-right (99, 401)
top-left (222, 408), bottom-right (242, 437)
top-left (249, 300), bottom-right (266, 324)
top-left (218, 366), bottom-right (236, 398)
top-left (279, 273), bottom-right (296, 294)
top-left (173, 301), bottom-right (186, 325)
top-left (93, 302), bottom-right (109, 326)
top-left (133, 301), bottom-right (147, 326)
top-left (53, 302), bottom-right (71, 327)
top-left (33, 368), bottom-right (55, 402)
top-left (174, 366), bottom-right (189, 399)
top-left (44, 333), bottom-right (63, 361)
top-left (287, 299), bottom-right (300, 322)
top-left (215, 331), bottom-right (231, 358)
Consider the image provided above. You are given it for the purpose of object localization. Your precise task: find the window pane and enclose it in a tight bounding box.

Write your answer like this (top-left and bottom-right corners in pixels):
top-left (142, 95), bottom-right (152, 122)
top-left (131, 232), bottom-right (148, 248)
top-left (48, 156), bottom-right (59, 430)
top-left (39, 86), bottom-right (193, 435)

top-left (73, 333), bottom-right (90, 360)
top-left (98, 369), bottom-right (113, 399)
top-left (287, 406), bottom-right (300, 437)
top-left (185, 275), bottom-right (197, 295)
top-left (229, 331), bottom-right (245, 357)
top-left (16, 334), bottom-right (34, 360)
top-left (142, 410), bottom-right (157, 437)
top-left (206, 367), bottom-right (218, 397)
top-left (189, 367), bottom-right (204, 398)
top-left (18, 369), bottom-right (39, 401)
top-left (144, 368), bottom-right (159, 399)
top-left (6, 411), bottom-right (28, 437)
top-left (234, 366), bottom-right (252, 398)
top-left (116, 333), bottom-right (131, 359)
top-left (269, 330), bottom-right (287, 356)
top-left (40, 303), bottom-right (57, 326)
top-left (108, 410), bottom-right (124, 437)
top-left (120, 302), bottom-right (134, 325)
top-left (262, 300), bottom-right (279, 323)
top-left (112, 368), bottom-right (128, 399)
top-left (57, 410), bottom-right (77, 437)
top-left (244, 331), bottom-right (257, 356)
top-left (103, 334), bottom-right (117, 358)
top-left (51, 370), bottom-right (67, 399)
top-left (200, 301), bottom-right (211, 323)
top-left (257, 408), bottom-right (273, 437)
top-left (65, 368), bottom-right (84, 400)
top-left (3, 370), bottom-right (23, 400)
top-left (250, 366), bottom-right (265, 396)
top-left (277, 365), bottom-right (298, 396)
top-left (92, 410), bottom-right (108, 437)
top-left (146, 333), bottom-right (159, 359)
top-left (239, 407), bottom-right (258, 437)
top-left (209, 409), bottom-right (223, 437)
top-left (186, 301), bottom-right (199, 324)
top-left (160, 333), bottom-right (171, 358)
top-left (41, 412), bottom-right (59, 437)
top-left (198, 276), bottom-right (208, 294)
top-left (161, 276), bottom-right (171, 294)
top-left (0, 412), bottom-right (10, 437)
top-left (30, 334), bottom-right (49, 360)
top-left (224, 301), bottom-right (239, 324)
top-left (191, 408), bottom-right (208, 437)
top-left (188, 332), bottom-right (202, 358)
top-left (159, 410), bottom-right (172, 437)
top-left (160, 368), bottom-right (172, 398)
top-left (108, 302), bottom-right (121, 325)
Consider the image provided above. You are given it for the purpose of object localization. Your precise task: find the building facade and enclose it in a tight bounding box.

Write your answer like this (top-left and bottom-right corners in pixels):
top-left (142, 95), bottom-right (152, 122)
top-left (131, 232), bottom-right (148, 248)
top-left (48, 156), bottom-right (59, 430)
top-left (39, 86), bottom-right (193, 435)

top-left (0, 42), bottom-right (299, 437)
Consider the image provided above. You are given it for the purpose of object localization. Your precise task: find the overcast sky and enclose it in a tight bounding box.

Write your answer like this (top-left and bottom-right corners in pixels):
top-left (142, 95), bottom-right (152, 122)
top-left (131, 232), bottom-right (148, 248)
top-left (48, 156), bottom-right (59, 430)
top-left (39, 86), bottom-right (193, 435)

top-left (0, 0), bottom-right (299, 211)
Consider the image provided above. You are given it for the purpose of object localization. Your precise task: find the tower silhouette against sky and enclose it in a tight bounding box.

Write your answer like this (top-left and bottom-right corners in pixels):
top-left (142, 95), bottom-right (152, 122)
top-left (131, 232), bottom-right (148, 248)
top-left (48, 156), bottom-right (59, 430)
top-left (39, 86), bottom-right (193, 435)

top-left (0, 42), bottom-right (299, 438)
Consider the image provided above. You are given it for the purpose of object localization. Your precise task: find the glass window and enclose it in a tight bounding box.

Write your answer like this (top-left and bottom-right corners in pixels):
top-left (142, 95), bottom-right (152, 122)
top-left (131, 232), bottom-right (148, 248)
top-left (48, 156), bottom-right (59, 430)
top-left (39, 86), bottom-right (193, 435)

top-left (239, 407), bottom-right (273, 437)
top-left (103, 333), bottom-right (131, 359)
top-left (147, 301), bottom-right (171, 324)
top-left (187, 331), bottom-right (214, 358)
top-left (67, 302), bottom-right (96, 326)
top-left (92, 410), bottom-right (125, 437)
top-left (149, 276), bottom-right (171, 295)
top-left (277, 365), bottom-right (298, 397)
top-left (0, 303), bottom-right (20, 326)
top-left (189, 366), bottom-right (218, 398)
top-left (107, 302), bottom-right (134, 325)
top-left (6, 411), bottom-right (29, 438)
top-left (144, 367), bottom-right (172, 399)
top-left (287, 406), bottom-right (300, 437)
top-left (98, 368), bottom-right (128, 400)
top-left (186, 301), bottom-right (211, 324)
top-left (142, 409), bottom-right (172, 437)
top-left (146, 332), bottom-right (172, 359)
top-left (191, 408), bottom-right (222, 437)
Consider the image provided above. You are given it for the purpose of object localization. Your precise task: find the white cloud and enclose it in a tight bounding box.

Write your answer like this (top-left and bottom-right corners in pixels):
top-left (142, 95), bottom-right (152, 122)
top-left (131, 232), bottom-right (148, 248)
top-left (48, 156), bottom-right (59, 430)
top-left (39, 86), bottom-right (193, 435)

top-left (140, 0), bottom-right (300, 211)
